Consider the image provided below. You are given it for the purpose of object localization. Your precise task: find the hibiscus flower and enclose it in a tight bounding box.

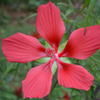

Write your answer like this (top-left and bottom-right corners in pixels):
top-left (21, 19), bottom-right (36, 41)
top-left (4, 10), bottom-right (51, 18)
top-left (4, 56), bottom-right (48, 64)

top-left (2, 1), bottom-right (100, 99)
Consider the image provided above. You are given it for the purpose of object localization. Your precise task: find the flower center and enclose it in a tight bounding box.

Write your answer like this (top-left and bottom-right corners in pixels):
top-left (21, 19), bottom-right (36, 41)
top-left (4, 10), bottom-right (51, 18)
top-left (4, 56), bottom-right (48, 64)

top-left (45, 47), bottom-right (55, 57)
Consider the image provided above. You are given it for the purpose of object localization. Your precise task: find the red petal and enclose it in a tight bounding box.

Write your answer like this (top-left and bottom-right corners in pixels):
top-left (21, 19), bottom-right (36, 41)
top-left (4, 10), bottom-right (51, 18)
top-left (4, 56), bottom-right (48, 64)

top-left (59, 25), bottom-right (100, 59)
top-left (36, 1), bottom-right (65, 51)
top-left (22, 59), bottom-right (54, 98)
top-left (2, 33), bottom-right (47, 63)
top-left (56, 58), bottom-right (94, 91)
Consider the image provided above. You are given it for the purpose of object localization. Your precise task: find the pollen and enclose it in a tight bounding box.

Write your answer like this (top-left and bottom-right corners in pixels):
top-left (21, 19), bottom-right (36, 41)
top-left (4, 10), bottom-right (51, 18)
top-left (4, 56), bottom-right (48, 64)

top-left (45, 47), bottom-right (55, 57)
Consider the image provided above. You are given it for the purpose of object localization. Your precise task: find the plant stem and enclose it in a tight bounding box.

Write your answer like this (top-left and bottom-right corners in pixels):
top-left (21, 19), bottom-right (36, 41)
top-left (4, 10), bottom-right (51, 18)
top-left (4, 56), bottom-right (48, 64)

top-left (94, 85), bottom-right (100, 99)
top-left (69, 0), bottom-right (81, 34)
top-left (79, 90), bottom-right (87, 100)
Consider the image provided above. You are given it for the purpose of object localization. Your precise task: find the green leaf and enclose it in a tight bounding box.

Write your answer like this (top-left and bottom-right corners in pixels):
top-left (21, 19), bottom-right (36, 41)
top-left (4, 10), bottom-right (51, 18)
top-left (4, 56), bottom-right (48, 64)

top-left (90, 49), bottom-right (100, 64)
top-left (61, 12), bottom-right (68, 21)
top-left (22, 13), bottom-right (37, 22)
top-left (50, 79), bottom-right (58, 99)
top-left (60, 57), bottom-right (71, 64)
top-left (82, 0), bottom-right (90, 11)
top-left (93, 1), bottom-right (100, 25)
top-left (36, 57), bottom-right (51, 63)
top-left (94, 79), bottom-right (100, 85)
top-left (27, 62), bottom-right (32, 70)
top-left (1, 63), bottom-right (16, 80)
top-left (45, 41), bottom-right (50, 48)
top-left (84, 0), bottom-right (98, 35)
top-left (58, 40), bottom-right (67, 53)
top-left (57, 2), bottom-right (69, 8)
top-left (65, 9), bottom-right (73, 16)
top-left (88, 86), bottom-right (95, 99)
top-left (68, 0), bottom-right (73, 10)
top-left (0, 57), bottom-right (6, 61)
top-left (15, 63), bottom-right (20, 76)
top-left (52, 61), bottom-right (57, 75)
top-left (69, 20), bottom-right (78, 23)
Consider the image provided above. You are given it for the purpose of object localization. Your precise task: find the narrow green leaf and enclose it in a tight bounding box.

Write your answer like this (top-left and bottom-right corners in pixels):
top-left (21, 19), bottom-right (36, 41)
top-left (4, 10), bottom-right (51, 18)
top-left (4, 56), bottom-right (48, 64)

top-left (22, 13), bottom-right (37, 22)
top-left (15, 63), bottom-right (20, 76)
top-left (51, 79), bottom-right (58, 93)
top-left (69, 20), bottom-right (78, 23)
top-left (90, 56), bottom-right (100, 64)
top-left (68, 0), bottom-right (73, 10)
top-left (82, 0), bottom-right (90, 11)
top-left (84, 0), bottom-right (98, 35)
top-left (50, 79), bottom-right (58, 99)
top-left (57, 2), bottom-right (69, 8)
top-left (65, 9), bottom-right (73, 16)
top-left (27, 62), bottom-right (32, 70)
top-left (94, 79), bottom-right (100, 85)
top-left (60, 12), bottom-right (68, 21)
top-left (1, 63), bottom-right (16, 80)
top-left (89, 86), bottom-right (95, 99)
top-left (93, 1), bottom-right (100, 25)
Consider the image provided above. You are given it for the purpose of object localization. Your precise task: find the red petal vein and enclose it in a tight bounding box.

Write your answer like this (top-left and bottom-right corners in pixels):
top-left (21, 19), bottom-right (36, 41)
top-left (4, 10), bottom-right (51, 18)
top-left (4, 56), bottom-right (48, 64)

top-left (22, 59), bottom-right (54, 98)
top-left (59, 25), bottom-right (100, 59)
top-left (2, 33), bottom-right (47, 63)
top-left (56, 58), bottom-right (94, 91)
top-left (36, 1), bottom-right (65, 51)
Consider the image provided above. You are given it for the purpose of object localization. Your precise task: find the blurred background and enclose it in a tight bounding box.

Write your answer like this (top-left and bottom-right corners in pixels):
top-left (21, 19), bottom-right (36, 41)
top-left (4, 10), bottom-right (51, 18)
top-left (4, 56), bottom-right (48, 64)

top-left (0, 0), bottom-right (100, 100)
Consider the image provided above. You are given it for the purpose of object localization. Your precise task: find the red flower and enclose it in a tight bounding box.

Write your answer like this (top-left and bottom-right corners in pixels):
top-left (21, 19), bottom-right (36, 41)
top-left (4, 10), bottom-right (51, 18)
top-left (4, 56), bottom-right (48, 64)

top-left (36, 34), bottom-right (41, 39)
top-left (13, 86), bottom-right (22, 97)
top-left (63, 92), bottom-right (70, 100)
top-left (2, 1), bottom-right (100, 99)
top-left (31, 31), bottom-right (41, 39)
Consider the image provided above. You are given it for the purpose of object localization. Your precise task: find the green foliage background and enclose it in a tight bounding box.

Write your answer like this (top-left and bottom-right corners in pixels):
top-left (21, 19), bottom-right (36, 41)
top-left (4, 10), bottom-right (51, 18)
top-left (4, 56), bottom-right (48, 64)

top-left (0, 0), bottom-right (100, 100)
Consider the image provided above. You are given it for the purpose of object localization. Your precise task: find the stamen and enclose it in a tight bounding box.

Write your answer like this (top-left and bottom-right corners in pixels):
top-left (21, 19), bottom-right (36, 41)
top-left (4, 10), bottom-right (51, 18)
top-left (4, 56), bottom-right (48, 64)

top-left (45, 47), bottom-right (55, 57)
